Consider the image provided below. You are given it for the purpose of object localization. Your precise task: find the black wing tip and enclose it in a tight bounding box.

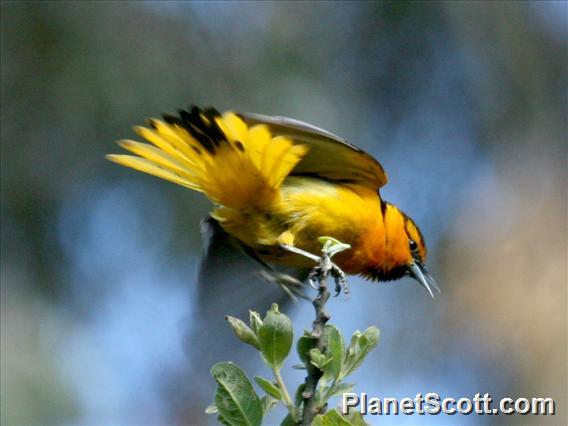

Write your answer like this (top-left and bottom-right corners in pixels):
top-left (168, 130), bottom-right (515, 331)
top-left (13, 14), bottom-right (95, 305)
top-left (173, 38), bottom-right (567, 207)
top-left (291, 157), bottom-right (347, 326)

top-left (161, 105), bottom-right (225, 154)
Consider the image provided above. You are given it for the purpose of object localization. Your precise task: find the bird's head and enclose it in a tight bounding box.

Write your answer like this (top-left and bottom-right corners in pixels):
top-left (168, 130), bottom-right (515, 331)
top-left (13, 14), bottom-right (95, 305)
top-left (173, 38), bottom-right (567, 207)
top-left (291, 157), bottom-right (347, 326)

top-left (369, 202), bottom-right (440, 298)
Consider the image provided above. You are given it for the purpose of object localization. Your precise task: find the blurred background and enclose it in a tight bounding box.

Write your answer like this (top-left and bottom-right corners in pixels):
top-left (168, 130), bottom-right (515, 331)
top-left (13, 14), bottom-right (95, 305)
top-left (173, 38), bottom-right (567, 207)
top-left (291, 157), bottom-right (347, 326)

top-left (1, 1), bottom-right (566, 425)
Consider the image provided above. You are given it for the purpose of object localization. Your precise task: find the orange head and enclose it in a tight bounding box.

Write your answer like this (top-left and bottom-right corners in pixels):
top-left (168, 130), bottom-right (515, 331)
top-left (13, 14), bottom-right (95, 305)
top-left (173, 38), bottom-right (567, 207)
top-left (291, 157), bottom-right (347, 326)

top-left (367, 202), bottom-right (440, 297)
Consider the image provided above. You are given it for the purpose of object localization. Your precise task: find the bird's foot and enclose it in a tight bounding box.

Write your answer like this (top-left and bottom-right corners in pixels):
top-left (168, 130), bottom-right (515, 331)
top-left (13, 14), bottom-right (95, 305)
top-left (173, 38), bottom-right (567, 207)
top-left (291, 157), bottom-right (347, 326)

top-left (306, 256), bottom-right (349, 296)
top-left (281, 237), bottom-right (351, 296)
top-left (330, 264), bottom-right (349, 297)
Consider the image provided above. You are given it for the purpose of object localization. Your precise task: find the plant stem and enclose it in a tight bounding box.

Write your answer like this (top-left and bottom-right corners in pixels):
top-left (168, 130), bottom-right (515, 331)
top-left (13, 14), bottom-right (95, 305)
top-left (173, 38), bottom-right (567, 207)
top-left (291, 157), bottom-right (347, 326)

top-left (274, 366), bottom-right (297, 421)
top-left (301, 252), bottom-right (332, 425)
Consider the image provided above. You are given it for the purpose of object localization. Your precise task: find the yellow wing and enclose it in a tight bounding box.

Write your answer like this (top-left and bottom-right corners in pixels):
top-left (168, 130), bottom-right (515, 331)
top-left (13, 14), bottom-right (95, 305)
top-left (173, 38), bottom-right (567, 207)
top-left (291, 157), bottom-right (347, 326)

top-left (240, 112), bottom-right (388, 190)
top-left (107, 107), bottom-right (309, 210)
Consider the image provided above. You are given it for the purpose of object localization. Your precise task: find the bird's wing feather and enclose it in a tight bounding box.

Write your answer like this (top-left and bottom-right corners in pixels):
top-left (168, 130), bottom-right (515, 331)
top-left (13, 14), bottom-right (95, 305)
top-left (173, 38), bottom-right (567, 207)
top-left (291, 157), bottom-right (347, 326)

top-left (240, 112), bottom-right (388, 190)
top-left (199, 216), bottom-right (288, 310)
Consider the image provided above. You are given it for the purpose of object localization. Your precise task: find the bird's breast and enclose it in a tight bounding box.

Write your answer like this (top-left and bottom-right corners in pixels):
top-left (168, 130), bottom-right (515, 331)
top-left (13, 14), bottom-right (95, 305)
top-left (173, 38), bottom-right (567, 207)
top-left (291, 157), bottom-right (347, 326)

top-left (275, 178), bottom-right (387, 273)
top-left (215, 177), bottom-right (388, 275)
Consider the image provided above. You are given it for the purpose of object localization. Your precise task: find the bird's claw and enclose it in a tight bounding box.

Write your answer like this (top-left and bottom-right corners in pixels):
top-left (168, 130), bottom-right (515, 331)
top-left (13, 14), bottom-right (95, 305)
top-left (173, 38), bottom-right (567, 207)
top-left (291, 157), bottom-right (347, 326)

top-left (308, 268), bottom-right (321, 290)
top-left (307, 261), bottom-right (349, 296)
top-left (331, 264), bottom-right (349, 297)
top-left (280, 240), bottom-right (351, 296)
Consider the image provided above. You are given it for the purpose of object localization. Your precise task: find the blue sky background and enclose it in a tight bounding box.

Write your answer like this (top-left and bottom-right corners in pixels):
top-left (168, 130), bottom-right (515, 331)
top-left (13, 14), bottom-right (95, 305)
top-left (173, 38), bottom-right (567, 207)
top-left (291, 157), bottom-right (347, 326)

top-left (1, 2), bottom-right (566, 425)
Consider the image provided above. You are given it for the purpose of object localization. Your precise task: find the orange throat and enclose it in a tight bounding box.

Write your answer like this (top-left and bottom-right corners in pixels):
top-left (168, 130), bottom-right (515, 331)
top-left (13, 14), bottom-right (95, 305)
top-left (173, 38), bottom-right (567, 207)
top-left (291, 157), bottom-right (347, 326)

top-left (336, 202), bottom-right (414, 282)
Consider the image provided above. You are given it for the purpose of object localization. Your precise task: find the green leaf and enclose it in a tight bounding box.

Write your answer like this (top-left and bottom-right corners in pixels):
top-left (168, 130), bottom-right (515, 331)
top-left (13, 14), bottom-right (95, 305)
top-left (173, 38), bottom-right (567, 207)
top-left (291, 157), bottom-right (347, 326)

top-left (309, 348), bottom-right (332, 369)
top-left (327, 243), bottom-right (352, 258)
top-left (249, 310), bottom-right (263, 335)
top-left (280, 413), bottom-right (296, 426)
top-left (210, 362), bottom-right (263, 426)
top-left (322, 325), bottom-right (344, 382)
top-left (217, 414), bottom-right (232, 426)
top-left (226, 316), bottom-right (260, 350)
top-left (339, 327), bottom-right (380, 380)
top-left (294, 383), bottom-right (306, 406)
top-left (317, 236), bottom-right (351, 258)
top-left (260, 395), bottom-right (278, 416)
top-left (317, 236), bottom-right (343, 246)
top-left (297, 335), bottom-right (315, 365)
top-left (205, 403), bottom-right (218, 414)
top-left (312, 408), bottom-right (354, 426)
top-left (344, 409), bottom-right (369, 426)
top-left (324, 382), bottom-right (354, 400)
top-left (254, 376), bottom-right (282, 400)
top-left (258, 303), bottom-right (293, 369)
top-left (292, 363), bottom-right (306, 370)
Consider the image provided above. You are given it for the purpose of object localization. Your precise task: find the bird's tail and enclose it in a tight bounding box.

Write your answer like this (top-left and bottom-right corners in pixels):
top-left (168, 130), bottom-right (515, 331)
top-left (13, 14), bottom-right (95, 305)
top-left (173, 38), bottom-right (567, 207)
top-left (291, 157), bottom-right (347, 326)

top-left (107, 106), bottom-right (309, 209)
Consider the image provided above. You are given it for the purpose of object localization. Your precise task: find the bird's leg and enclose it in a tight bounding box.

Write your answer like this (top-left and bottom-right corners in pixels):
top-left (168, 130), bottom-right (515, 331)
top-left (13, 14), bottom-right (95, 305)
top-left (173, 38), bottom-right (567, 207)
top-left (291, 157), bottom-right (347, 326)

top-left (280, 244), bottom-right (322, 290)
top-left (280, 244), bottom-right (321, 262)
top-left (257, 270), bottom-right (310, 301)
top-left (280, 239), bottom-right (351, 296)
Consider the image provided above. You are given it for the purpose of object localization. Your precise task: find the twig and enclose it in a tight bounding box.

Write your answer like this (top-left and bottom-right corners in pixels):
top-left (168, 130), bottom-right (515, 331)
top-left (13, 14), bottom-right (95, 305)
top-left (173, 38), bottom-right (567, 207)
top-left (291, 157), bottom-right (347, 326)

top-left (300, 251), bottom-right (332, 425)
top-left (279, 238), bottom-right (350, 425)
top-left (274, 367), bottom-right (297, 421)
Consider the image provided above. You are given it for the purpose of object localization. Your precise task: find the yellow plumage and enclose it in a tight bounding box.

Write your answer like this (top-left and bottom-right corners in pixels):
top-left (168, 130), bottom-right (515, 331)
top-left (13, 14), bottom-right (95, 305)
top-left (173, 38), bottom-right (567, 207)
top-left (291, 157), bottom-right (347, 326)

top-left (107, 106), bottom-right (438, 296)
top-left (107, 111), bottom-right (308, 210)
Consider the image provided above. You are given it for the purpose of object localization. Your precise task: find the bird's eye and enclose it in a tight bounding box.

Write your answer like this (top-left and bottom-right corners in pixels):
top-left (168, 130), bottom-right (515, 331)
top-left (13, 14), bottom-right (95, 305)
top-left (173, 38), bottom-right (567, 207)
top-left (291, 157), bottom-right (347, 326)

top-left (409, 239), bottom-right (418, 252)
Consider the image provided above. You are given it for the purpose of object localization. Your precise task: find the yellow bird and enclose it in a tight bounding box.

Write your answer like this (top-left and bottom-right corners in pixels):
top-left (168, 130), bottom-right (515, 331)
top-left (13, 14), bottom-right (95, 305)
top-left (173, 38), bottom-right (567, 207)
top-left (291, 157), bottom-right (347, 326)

top-left (107, 106), bottom-right (439, 297)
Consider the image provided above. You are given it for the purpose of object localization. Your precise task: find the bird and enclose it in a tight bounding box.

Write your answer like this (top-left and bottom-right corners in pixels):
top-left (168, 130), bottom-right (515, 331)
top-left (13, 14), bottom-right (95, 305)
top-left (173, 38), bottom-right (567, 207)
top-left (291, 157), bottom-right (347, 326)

top-left (107, 106), bottom-right (439, 298)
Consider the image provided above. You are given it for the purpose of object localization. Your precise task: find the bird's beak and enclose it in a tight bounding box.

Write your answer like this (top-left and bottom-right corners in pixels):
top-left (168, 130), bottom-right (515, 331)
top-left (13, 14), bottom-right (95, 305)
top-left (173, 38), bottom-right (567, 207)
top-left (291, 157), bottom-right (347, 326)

top-left (407, 261), bottom-right (441, 299)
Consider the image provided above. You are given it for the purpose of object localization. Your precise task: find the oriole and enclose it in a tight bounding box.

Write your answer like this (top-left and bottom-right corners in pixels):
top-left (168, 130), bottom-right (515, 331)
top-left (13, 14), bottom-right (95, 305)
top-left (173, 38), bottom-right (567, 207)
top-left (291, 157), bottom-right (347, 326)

top-left (107, 106), bottom-right (439, 297)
